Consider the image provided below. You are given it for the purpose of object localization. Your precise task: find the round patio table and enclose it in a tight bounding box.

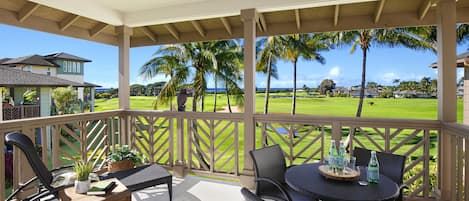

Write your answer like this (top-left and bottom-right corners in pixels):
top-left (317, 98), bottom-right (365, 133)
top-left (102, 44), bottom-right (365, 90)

top-left (285, 163), bottom-right (399, 201)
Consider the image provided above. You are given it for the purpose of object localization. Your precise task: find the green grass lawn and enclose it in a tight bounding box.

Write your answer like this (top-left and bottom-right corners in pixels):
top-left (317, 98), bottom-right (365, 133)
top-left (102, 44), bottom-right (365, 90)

top-left (94, 94), bottom-right (463, 122)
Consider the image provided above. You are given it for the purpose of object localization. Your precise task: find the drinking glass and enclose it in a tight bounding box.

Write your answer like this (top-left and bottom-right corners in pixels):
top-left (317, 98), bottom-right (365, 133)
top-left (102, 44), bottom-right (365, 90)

top-left (348, 156), bottom-right (356, 171)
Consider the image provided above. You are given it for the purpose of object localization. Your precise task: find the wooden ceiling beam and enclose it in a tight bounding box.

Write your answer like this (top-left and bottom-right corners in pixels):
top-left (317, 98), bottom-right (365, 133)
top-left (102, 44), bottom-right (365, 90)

top-left (334, 5), bottom-right (340, 26)
top-left (0, 8), bottom-right (118, 46)
top-left (220, 17), bottom-right (232, 35)
top-left (140, 26), bottom-right (157, 42)
top-left (418, 0), bottom-right (433, 20)
top-left (259, 13), bottom-right (268, 32)
top-left (59, 14), bottom-right (80, 31)
top-left (18, 2), bottom-right (40, 22)
top-left (89, 22), bottom-right (109, 38)
top-left (191, 20), bottom-right (206, 37)
top-left (164, 24), bottom-right (180, 40)
top-left (374, 0), bottom-right (386, 23)
top-left (295, 9), bottom-right (301, 30)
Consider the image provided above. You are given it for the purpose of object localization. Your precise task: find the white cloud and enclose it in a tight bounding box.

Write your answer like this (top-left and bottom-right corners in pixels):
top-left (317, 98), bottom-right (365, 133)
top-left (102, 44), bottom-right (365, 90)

top-left (89, 81), bottom-right (118, 88)
top-left (381, 72), bottom-right (399, 84)
top-left (327, 66), bottom-right (341, 78)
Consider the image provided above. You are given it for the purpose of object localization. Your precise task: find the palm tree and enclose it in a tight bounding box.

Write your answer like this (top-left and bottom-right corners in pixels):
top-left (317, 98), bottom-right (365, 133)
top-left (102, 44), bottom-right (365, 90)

top-left (281, 34), bottom-right (330, 115)
top-left (335, 28), bottom-right (435, 117)
top-left (257, 36), bottom-right (282, 114)
top-left (139, 49), bottom-right (188, 110)
top-left (212, 40), bottom-right (243, 112)
top-left (216, 41), bottom-right (244, 113)
top-left (141, 41), bottom-right (239, 169)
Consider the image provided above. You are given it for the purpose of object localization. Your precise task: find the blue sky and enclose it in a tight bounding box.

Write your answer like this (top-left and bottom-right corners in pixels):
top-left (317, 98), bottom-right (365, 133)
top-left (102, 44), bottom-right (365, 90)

top-left (0, 24), bottom-right (467, 89)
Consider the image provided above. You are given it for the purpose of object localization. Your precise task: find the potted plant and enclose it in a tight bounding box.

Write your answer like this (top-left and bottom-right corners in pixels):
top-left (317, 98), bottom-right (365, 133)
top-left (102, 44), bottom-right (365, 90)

top-left (108, 145), bottom-right (145, 173)
top-left (74, 160), bottom-right (93, 194)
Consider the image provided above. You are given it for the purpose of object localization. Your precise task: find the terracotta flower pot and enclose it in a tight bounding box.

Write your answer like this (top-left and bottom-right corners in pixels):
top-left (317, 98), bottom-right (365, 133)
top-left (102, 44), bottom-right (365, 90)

top-left (108, 160), bottom-right (135, 173)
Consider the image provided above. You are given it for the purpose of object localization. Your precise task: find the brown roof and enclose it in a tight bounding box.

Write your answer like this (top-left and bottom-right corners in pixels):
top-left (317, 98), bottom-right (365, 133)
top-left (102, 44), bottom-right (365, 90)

top-left (430, 51), bottom-right (469, 68)
top-left (0, 66), bottom-right (94, 87)
top-left (2, 55), bottom-right (59, 67)
top-left (43, 52), bottom-right (91, 62)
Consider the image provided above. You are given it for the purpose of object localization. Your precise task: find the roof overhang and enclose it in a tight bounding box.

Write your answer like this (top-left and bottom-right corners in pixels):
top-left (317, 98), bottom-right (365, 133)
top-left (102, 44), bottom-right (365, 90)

top-left (29, 0), bottom-right (379, 27)
top-left (0, 0), bottom-right (468, 47)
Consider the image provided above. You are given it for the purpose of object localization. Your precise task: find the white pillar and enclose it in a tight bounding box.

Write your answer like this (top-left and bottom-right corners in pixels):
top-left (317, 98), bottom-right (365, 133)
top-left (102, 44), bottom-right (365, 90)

top-left (436, 0), bottom-right (457, 200)
top-left (116, 26), bottom-right (132, 145)
top-left (116, 26), bottom-right (132, 110)
top-left (240, 8), bottom-right (258, 188)
top-left (90, 87), bottom-right (95, 112)
top-left (39, 87), bottom-right (53, 156)
top-left (39, 87), bottom-right (52, 117)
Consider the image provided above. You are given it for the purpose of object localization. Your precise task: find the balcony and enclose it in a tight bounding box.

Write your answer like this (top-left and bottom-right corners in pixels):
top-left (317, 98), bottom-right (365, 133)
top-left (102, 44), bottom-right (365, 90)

top-left (2, 104), bottom-right (40, 121)
top-left (1, 109), bottom-right (465, 200)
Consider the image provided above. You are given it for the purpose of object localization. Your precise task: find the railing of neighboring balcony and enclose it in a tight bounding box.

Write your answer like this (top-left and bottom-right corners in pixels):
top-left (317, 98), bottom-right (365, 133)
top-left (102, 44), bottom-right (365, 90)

top-left (2, 104), bottom-right (40, 121)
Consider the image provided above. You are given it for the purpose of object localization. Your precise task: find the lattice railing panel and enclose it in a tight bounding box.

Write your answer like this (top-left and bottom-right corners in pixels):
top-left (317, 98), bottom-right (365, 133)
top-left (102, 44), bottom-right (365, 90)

top-left (350, 126), bottom-right (436, 199)
top-left (259, 122), bottom-right (325, 166)
top-left (130, 115), bottom-right (174, 166)
top-left (188, 118), bottom-right (240, 175)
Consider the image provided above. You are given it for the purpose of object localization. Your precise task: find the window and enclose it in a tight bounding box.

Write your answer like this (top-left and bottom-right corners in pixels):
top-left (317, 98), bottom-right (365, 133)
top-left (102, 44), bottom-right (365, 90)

top-left (23, 65), bottom-right (32, 72)
top-left (47, 68), bottom-right (51, 76)
top-left (62, 61), bottom-right (81, 73)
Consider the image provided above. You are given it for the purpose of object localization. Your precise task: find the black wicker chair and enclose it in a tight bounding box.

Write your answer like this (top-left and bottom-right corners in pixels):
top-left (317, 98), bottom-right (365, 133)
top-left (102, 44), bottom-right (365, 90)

top-left (250, 144), bottom-right (316, 201)
top-left (5, 132), bottom-right (74, 201)
top-left (241, 187), bottom-right (265, 201)
top-left (353, 147), bottom-right (407, 201)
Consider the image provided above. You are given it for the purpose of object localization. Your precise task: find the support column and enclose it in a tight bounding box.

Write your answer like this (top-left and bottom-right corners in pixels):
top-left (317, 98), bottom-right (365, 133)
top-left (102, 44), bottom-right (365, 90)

top-left (240, 8), bottom-right (258, 189)
top-left (77, 87), bottom-right (84, 112)
top-left (39, 87), bottom-right (52, 117)
top-left (174, 116), bottom-right (186, 177)
top-left (90, 87), bottom-right (95, 112)
top-left (116, 26), bottom-right (132, 145)
top-left (436, 0), bottom-right (457, 200)
top-left (39, 87), bottom-right (53, 163)
top-left (464, 68), bottom-right (469, 124)
top-left (116, 26), bottom-right (132, 110)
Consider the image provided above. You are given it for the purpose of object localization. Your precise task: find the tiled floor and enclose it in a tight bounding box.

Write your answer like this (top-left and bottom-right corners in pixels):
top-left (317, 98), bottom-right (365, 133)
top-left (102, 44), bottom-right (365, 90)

top-left (132, 176), bottom-right (243, 201)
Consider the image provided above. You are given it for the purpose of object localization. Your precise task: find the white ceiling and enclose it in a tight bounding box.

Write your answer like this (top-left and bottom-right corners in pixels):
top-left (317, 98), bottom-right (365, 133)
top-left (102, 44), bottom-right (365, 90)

top-left (30, 0), bottom-right (378, 27)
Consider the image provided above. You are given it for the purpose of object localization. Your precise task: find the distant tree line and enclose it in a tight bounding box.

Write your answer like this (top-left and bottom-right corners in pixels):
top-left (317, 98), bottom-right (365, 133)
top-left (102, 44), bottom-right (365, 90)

top-left (95, 81), bottom-right (166, 99)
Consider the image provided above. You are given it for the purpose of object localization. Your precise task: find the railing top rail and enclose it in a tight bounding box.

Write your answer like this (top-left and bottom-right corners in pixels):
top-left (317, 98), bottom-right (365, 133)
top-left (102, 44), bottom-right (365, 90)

top-left (254, 114), bottom-right (441, 129)
top-left (0, 109), bottom-right (124, 130)
top-left (442, 122), bottom-right (469, 138)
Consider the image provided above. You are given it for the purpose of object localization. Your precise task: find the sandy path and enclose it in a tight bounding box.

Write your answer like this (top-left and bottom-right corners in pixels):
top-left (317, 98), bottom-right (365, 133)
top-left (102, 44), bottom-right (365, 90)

top-left (219, 105), bottom-right (241, 113)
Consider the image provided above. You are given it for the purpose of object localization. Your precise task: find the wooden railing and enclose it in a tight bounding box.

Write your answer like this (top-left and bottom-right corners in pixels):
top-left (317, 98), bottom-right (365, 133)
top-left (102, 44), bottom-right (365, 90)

top-left (2, 104), bottom-right (40, 120)
top-left (254, 114), bottom-right (441, 200)
top-left (0, 110), bottom-right (123, 199)
top-left (0, 110), bottom-right (447, 200)
top-left (441, 122), bottom-right (469, 201)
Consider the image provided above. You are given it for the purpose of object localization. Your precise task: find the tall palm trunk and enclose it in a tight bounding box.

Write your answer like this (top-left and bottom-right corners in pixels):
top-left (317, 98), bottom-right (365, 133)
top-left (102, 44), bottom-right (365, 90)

top-left (356, 48), bottom-right (367, 117)
top-left (169, 74), bottom-right (174, 111)
top-left (264, 54), bottom-right (272, 115)
top-left (213, 75), bottom-right (217, 112)
top-left (291, 59), bottom-right (298, 115)
top-left (192, 70), bottom-right (210, 169)
top-left (345, 43), bottom-right (368, 152)
top-left (225, 81), bottom-right (232, 113)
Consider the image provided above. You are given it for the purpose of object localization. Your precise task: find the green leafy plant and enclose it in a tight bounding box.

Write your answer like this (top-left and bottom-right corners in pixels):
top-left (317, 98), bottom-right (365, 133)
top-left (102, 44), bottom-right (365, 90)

top-left (74, 160), bottom-right (93, 181)
top-left (108, 145), bottom-right (146, 165)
